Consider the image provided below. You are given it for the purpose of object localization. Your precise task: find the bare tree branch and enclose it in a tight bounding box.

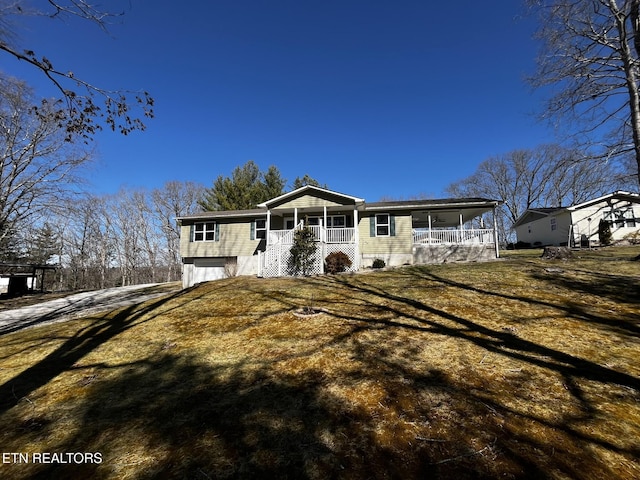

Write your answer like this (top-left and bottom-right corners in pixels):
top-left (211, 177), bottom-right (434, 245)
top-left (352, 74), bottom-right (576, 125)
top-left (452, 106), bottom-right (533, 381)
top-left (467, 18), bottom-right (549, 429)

top-left (0, 75), bottom-right (92, 254)
top-left (528, 0), bottom-right (640, 187)
top-left (0, 0), bottom-right (153, 142)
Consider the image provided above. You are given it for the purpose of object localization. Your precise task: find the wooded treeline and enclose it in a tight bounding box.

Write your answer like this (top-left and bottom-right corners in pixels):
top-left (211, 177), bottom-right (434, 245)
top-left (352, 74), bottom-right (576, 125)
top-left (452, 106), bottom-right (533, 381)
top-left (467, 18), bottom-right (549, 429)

top-left (4, 182), bottom-right (204, 291)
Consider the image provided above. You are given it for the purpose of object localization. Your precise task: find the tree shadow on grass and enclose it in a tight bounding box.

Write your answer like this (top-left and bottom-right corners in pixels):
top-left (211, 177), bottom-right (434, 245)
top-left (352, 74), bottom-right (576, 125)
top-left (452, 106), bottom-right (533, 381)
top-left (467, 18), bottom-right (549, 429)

top-left (3, 273), bottom-right (639, 479)
top-left (12, 342), bottom-right (637, 479)
top-left (537, 264), bottom-right (640, 303)
top-left (278, 272), bottom-right (640, 475)
top-left (2, 351), bottom-right (416, 479)
top-left (0, 288), bottom-right (199, 417)
top-left (303, 272), bottom-right (640, 391)
top-left (408, 266), bottom-right (640, 337)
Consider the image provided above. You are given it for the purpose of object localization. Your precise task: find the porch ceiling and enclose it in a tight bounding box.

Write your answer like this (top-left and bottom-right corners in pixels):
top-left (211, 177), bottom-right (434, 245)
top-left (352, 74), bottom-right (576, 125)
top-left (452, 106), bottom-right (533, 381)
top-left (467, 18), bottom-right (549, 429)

top-left (268, 206), bottom-right (355, 216)
top-left (412, 207), bottom-right (492, 228)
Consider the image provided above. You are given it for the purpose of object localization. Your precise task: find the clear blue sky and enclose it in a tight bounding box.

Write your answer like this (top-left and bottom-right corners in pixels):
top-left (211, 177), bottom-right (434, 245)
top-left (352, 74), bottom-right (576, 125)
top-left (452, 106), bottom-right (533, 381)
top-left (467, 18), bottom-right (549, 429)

top-left (9, 0), bottom-right (554, 201)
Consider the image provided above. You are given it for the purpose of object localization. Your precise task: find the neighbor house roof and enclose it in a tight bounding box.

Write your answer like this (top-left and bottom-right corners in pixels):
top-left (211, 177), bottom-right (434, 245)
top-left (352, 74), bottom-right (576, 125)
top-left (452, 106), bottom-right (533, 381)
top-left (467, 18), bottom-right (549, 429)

top-left (566, 191), bottom-right (640, 211)
top-left (512, 208), bottom-right (565, 228)
top-left (512, 191), bottom-right (640, 228)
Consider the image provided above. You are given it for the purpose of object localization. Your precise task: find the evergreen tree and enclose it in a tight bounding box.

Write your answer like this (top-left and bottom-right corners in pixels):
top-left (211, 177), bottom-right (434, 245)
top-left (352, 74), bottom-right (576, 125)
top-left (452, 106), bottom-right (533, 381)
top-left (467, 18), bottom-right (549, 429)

top-left (292, 174), bottom-right (327, 190)
top-left (28, 223), bottom-right (60, 264)
top-left (263, 165), bottom-right (287, 200)
top-left (200, 161), bottom-right (286, 211)
top-left (287, 226), bottom-right (317, 276)
top-left (0, 227), bottom-right (24, 263)
top-left (598, 219), bottom-right (613, 246)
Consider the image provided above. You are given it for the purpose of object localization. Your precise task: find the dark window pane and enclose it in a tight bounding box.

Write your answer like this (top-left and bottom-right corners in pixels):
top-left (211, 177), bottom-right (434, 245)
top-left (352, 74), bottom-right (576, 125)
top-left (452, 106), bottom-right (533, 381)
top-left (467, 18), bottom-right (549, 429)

top-left (377, 226), bottom-right (389, 236)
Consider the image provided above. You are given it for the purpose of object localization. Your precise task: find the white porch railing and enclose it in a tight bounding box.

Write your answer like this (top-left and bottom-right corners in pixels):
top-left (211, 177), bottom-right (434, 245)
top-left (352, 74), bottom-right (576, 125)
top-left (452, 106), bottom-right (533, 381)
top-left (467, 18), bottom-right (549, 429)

top-left (326, 227), bottom-right (356, 243)
top-left (259, 223), bottom-right (358, 277)
top-left (268, 226), bottom-right (357, 245)
top-left (413, 228), bottom-right (495, 245)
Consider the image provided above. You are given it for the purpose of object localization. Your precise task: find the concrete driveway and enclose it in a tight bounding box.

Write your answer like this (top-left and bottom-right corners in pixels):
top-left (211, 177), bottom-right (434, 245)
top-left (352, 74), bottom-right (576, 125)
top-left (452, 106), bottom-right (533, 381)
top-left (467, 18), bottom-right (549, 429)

top-left (0, 283), bottom-right (175, 335)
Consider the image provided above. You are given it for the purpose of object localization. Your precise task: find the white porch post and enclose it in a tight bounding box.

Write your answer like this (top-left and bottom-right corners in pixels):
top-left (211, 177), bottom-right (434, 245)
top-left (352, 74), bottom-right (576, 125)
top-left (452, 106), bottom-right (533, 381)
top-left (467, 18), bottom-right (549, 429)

top-left (353, 208), bottom-right (359, 241)
top-left (353, 207), bottom-right (359, 269)
top-left (459, 211), bottom-right (463, 243)
top-left (266, 210), bottom-right (271, 246)
top-left (294, 208), bottom-right (298, 228)
top-left (428, 213), bottom-right (432, 244)
top-left (323, 205), bottom-right (327, 242)
top-left (492, 206), bottom-right (500, 258)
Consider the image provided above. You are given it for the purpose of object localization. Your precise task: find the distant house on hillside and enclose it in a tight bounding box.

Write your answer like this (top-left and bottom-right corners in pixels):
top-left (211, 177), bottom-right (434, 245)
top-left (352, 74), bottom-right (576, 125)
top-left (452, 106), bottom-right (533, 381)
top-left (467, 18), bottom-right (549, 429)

top-left (513, 191), bottom-right (640, 248)
top-left (177, 185), bottom-right (501, 288)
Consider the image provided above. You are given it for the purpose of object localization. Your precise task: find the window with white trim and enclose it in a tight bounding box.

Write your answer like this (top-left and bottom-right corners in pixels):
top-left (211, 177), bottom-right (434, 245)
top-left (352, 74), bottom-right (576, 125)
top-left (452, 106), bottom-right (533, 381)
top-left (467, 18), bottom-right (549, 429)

top-left (327, 215), bottom-right (346, 228)
top-left (193, 222), bottom-right (216, 242)
top-left (604, 207), bottom-right (636, 228)
top-left (255, 219), bottom-right (266, 239)
top-left (375, 214), bottom-right (390, 236)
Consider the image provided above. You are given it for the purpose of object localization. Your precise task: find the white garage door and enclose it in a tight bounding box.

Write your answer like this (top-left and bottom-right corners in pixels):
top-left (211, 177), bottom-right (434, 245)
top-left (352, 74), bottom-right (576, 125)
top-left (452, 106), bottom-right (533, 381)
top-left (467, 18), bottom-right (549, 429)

top-left (193, 258), bottom-right (227, 283)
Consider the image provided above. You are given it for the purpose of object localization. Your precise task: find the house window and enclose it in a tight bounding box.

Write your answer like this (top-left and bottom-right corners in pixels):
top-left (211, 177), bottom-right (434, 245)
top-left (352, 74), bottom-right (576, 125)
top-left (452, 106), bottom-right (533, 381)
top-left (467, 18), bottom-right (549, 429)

top-left (550, 217), bottom-right (557, 231)
top-left (193, 222), bottom-right (216, 242)
top-left (604, 207), bottom-right (636, 228)
top-left (375, 214), bottom-right (390, 236)
top-left (327, 215), bottom-right (346, 228)
top-left (255, 219), bottom-right (266, 239)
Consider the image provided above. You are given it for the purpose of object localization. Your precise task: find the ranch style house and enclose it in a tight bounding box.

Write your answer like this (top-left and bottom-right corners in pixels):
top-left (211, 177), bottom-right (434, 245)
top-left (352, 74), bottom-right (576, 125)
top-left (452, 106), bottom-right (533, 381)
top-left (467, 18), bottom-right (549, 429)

top-left (178, 185), bottom-right (502, 288)
top-left (513, 191), bottom-right (640, 248)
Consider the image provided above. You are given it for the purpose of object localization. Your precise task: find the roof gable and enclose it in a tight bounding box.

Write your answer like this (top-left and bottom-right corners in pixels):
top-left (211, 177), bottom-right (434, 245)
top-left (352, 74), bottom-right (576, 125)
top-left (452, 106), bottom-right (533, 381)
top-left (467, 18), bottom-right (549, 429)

top-left (257, 185), bottom-right (364, 209)
top-left (513, 208), bottom-right (565, 228)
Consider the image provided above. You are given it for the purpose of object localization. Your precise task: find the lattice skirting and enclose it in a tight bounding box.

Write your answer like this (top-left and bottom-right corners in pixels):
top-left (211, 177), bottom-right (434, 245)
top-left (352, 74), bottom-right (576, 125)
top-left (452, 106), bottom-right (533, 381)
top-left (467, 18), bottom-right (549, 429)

top-left (260, 243), bottom-right (358, 277)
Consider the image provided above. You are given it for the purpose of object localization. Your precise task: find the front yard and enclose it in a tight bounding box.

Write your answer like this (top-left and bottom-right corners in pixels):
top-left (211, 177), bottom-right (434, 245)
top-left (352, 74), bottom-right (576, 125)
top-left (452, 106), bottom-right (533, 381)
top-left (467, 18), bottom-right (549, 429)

top-left (0, 247), bottom-right (639, 479)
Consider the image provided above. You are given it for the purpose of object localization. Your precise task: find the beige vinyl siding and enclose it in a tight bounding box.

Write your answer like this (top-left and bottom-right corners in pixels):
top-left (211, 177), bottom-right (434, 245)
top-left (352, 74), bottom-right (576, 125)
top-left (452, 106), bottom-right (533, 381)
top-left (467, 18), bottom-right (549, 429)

top-left (273, 194), bottom-right (346, 210)
top-left (180, 219), bottom-right (262, 258)
top-left (358, 212), bottom-right (413, 255)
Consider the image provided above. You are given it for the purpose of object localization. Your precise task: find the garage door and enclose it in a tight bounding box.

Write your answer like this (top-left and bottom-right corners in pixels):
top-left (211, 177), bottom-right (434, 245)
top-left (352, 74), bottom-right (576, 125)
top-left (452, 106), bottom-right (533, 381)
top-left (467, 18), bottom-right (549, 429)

top-left (192, 258), bottom-right (227, 283)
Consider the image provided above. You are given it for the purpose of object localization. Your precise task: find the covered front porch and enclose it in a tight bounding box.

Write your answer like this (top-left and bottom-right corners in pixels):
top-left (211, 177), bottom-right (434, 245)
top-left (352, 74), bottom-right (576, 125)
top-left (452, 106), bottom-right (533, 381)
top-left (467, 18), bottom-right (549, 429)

top-left (259, 206), bottom-right (360, 278)
top-left (409, 206), bottom-right (500, 264)
top-left (264, 204), bottom-right (360, 246)
top-left (413, 228), bottom-right (495, 245)
top-left (411, 207), bottom-right (497, 244)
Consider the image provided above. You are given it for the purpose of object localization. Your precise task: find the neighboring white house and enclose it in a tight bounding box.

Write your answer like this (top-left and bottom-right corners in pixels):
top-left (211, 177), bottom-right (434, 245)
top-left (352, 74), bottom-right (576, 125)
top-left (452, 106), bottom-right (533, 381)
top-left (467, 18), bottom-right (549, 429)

top-left (513, 191), bottom-right (640, 247)
top-left (178, 185), bottom-right (502, 288)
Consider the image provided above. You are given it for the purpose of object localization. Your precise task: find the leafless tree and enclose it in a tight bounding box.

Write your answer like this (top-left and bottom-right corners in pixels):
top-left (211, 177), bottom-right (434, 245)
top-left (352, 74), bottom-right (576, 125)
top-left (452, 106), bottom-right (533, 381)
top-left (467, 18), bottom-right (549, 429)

top-left (528, 0), bottom-right (640, 188)
top-left (447, 145), bottom-right (619, 242)
top-left (0, 0), bottom-right (153, 140)
top-left (38, 182), bottom-right (205, 291)
top-left (60, 195), bottom-right (114, 290)
top-left (0, 75), bottom-right (92, 251)
top-left (150, 181), bottom-right (205, 282)
top-left (105, 189), bottom-right (145, 286)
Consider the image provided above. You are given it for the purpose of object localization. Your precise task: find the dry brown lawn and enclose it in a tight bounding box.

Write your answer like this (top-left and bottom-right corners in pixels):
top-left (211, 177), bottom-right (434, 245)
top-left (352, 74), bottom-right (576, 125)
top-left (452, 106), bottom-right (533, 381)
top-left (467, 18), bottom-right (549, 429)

top-left (0, 247), bottom-right (639, 479)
